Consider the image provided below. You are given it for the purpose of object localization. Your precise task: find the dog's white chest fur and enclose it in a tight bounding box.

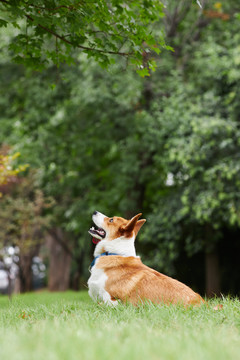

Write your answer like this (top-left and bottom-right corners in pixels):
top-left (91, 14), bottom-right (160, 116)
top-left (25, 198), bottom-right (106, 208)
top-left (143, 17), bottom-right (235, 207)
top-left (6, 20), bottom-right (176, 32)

top-left (87, 259), bottom-right (118, 306)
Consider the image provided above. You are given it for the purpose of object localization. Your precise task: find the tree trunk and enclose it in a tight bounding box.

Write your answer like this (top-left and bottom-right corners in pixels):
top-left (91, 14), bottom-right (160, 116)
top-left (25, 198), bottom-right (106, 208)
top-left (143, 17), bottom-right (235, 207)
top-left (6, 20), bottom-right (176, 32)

top-left (47, 228), bottom-right (72, 291)
top-left (18, 253), bottom-right (34, 293)
top-left (205, 250), bottom-right (221, 297)
top-left (72, 250), bottom-right (85, 291)
top-left (18, 226), bottom-right (42, 293)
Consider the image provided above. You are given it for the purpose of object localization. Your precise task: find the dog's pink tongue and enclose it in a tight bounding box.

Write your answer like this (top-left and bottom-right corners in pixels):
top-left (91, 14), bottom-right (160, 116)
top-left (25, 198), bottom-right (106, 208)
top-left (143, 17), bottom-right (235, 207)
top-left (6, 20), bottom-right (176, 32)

top-left (92, 237), bottom-right (101, 245)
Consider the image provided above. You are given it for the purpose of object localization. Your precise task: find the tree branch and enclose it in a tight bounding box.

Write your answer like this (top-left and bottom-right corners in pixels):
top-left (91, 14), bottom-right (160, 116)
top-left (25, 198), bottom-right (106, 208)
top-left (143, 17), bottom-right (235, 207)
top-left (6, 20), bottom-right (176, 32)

top-left (25, 14), bottom-right (132, 57)
top-left (28, 3), bottom-right (79, 12)
top-left (165, 2), bottom-right (192, 38)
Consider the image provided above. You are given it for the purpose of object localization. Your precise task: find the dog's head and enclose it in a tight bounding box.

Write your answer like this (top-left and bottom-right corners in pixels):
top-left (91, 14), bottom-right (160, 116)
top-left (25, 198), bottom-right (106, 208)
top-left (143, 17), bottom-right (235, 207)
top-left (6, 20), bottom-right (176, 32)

top-left (88, 211), bottom-right (146, 255)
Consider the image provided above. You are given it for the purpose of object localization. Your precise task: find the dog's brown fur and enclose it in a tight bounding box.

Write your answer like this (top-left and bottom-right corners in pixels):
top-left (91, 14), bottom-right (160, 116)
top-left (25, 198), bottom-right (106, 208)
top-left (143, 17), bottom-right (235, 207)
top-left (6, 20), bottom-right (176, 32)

top-left (96, 255), bottom-right (204, 306)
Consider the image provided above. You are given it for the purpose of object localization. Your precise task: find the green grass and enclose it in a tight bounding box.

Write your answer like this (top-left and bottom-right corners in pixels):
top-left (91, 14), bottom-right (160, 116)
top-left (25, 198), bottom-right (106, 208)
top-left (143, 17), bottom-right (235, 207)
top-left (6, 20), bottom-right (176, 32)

top-left (0, 292), bottom-right (240, 360)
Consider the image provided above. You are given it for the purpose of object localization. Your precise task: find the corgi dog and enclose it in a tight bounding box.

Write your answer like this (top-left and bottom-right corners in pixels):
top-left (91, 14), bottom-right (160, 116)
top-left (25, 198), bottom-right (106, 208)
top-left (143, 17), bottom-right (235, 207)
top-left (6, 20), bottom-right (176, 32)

top-left (87, 211), bottom-right (204, 306)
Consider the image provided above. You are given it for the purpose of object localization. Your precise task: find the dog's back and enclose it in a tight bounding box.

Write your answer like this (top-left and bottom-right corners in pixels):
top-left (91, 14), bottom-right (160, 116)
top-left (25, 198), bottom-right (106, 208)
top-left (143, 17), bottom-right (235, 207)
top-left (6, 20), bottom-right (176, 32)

top-left (96, 255), bottom-right (204, 306)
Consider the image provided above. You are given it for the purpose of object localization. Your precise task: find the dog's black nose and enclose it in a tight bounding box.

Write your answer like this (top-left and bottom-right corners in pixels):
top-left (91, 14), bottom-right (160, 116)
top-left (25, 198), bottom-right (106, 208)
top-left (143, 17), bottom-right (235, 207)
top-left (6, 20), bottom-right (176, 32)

top-left (93, 211), bottom-right (98, 215)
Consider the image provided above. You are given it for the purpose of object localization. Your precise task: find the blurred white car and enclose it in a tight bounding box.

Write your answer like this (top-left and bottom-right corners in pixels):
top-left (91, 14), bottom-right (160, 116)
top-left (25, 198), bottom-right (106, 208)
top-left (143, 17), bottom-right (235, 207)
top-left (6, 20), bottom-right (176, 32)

top-left (0, 254), bottom-right (46, 294)
top-left (0, 269), bottom-right (8, 290)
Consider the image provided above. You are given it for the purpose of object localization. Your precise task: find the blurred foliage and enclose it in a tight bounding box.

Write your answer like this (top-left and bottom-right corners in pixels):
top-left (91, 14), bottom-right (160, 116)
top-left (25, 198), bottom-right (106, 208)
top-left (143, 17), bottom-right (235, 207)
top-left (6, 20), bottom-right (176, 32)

top-left (0, 0), bottom-right (167, 75)
top-left (0, 0), bottom-right (240, 290)
top-left (0, 171), bottom-right (53, 253)
top-left (141, 0), bottom-right (240, 273)
top-left (0, 170), bottom-right (54, 291)
top-left (0, 151), bottom-right (28, 193)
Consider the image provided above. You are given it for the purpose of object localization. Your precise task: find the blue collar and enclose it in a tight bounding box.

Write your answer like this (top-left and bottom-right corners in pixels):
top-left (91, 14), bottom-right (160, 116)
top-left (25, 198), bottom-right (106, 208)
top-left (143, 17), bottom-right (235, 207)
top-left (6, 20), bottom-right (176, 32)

top-left (90, 252), bottom-right (118, 269)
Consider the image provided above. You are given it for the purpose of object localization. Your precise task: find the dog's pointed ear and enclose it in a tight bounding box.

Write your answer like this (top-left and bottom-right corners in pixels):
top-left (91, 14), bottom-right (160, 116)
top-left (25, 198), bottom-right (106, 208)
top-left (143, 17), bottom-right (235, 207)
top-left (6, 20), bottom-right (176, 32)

top-left (122, 213), bottom-right (143, 234)
top-left (134, 219), bottom-right (146, 236)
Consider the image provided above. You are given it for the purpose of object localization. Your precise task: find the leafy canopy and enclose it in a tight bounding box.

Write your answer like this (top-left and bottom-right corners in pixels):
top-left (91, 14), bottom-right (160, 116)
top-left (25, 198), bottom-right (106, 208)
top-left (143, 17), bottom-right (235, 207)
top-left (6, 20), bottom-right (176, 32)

top-left (0, 0), bottom-right (167, 75)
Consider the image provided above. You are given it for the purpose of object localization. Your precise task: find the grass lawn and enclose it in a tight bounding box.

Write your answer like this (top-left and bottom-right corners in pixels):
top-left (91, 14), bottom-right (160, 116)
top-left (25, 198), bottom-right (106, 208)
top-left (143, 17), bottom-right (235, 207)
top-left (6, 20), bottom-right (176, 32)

top-left (0, 291), bottom-right (240, 360)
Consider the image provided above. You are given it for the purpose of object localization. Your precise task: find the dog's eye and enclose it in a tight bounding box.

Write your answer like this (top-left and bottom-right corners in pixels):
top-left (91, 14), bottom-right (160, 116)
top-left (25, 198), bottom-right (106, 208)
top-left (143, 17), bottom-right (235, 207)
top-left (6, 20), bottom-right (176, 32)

top-left (109, 218), bottom-right (114, 223)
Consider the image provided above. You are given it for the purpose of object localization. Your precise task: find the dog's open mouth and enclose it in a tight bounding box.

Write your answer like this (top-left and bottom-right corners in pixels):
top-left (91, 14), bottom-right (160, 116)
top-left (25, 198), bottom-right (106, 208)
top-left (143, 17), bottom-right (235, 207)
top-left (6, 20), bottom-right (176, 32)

top-left (88, 226), bottom-right (106, 244)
